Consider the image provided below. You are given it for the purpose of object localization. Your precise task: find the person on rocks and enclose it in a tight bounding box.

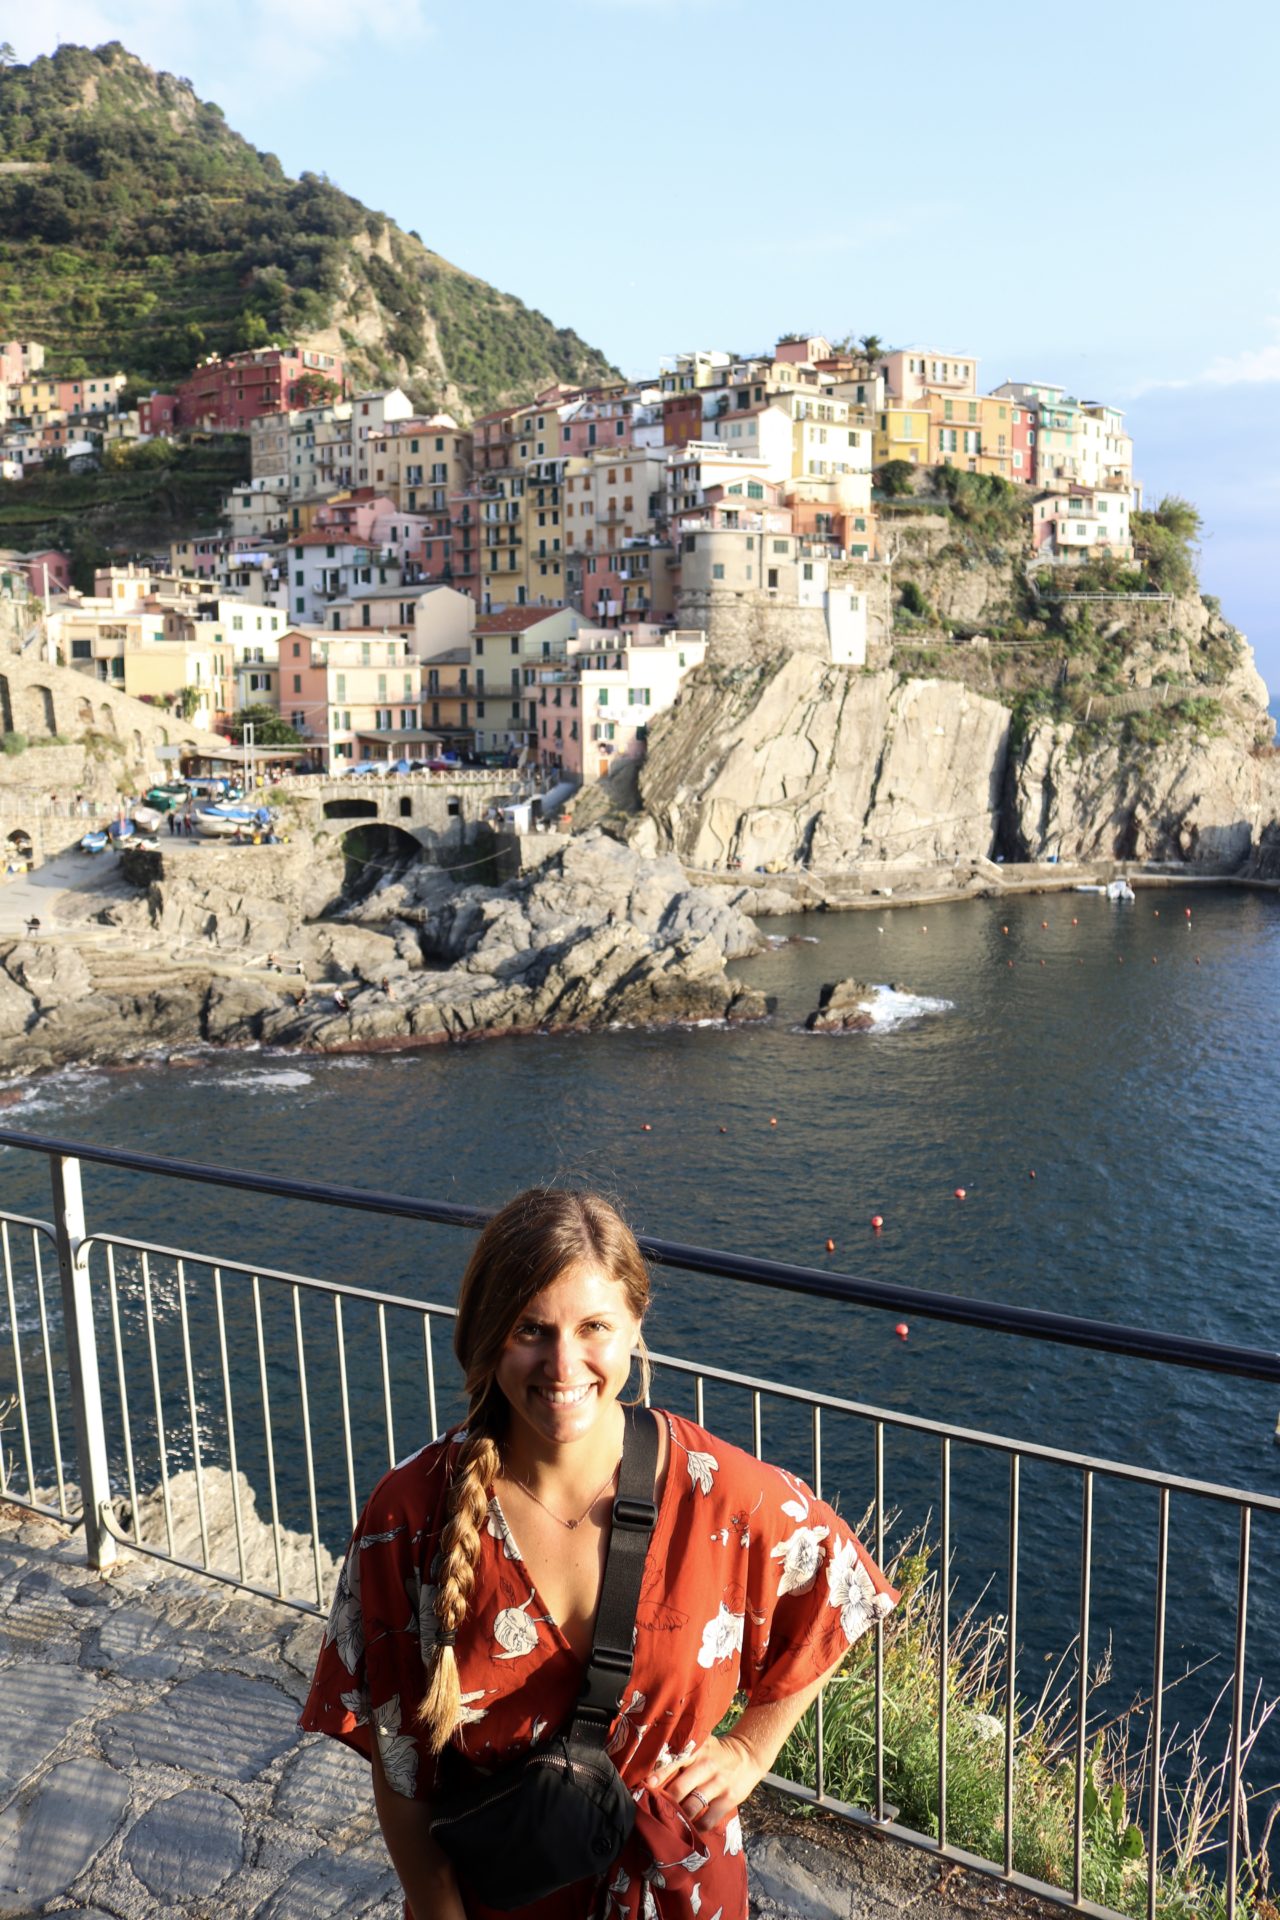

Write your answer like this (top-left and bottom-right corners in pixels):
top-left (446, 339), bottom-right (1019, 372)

top-left (301, 1188), bottom-right (897, 1920)
top-left (333, 987), bottom-right (350, 1013)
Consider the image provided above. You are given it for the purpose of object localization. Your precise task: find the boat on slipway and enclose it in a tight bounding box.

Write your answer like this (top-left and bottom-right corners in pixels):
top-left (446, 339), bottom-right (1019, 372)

top-left (194, 804), bottom-right (274, 840)
top-left (1075, 880), bottom-right (1137, 901)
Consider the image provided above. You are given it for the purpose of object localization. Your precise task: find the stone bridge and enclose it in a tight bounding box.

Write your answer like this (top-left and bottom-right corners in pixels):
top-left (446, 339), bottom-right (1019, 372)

top-left (277, 773), bottom-right (532, 852)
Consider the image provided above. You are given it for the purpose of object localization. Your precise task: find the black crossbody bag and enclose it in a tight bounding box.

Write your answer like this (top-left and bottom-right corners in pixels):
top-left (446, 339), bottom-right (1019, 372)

top-left (428, 1403), bottom-right (660, 1909)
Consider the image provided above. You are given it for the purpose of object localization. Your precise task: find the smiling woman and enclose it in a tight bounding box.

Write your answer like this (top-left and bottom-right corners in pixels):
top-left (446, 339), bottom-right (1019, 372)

top-left (300, 1188), bottom-right (898, 1920)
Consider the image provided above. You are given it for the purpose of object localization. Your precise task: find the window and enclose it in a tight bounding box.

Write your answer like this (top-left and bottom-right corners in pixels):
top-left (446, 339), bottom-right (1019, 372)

top-left (336, 674), bottom-right (346, 699)
top-left (767, 569), bottom-right (779, 589)
top-left (772, 540), bottom-right (788, 554)
top-left (712, 563), bottom-right (725, 580)
top-left (293, 673), bottom-right (302, 693)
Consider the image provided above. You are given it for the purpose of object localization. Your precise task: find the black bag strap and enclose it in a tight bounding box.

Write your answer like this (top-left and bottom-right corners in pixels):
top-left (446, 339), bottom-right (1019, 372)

top-left (569, 1403), bottom-right (659, 1750)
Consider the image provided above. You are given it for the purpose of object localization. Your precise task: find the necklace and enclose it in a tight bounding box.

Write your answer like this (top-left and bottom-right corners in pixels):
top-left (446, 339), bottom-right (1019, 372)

top-left (509, 1456), bottom-right (621, 1530)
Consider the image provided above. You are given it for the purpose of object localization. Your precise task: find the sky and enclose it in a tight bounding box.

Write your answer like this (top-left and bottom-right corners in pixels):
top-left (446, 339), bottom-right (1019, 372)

top-left (10, 0), bottom-right (1280, 688)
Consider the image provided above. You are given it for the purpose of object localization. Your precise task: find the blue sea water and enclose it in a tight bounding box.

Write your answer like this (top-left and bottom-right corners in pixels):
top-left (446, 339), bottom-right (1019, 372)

top-left (2, 883), bottom-right (1279, 1798)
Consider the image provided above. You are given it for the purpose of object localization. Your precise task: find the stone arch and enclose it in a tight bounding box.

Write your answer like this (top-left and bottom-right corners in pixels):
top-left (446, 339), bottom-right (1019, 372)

top-left (98, 705), bottom-right (117, 735)
top-left (7, 828), bottom-right (32, 851)
top-left (28, 684), bottom-right (56, 736)
top-left (445, 794), bottom-right (461, 818)
top-left (77, 696), bottom-right (94, 727)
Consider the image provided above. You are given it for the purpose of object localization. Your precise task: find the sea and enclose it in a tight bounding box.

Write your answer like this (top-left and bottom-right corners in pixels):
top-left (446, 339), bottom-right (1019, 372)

top-left (3, 871), bottom-right (1280, 1813)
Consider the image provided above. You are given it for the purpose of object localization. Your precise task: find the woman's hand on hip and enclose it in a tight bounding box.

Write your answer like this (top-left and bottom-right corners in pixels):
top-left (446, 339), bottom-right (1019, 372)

top-left (645, 1732), bottom-right (761, 1834)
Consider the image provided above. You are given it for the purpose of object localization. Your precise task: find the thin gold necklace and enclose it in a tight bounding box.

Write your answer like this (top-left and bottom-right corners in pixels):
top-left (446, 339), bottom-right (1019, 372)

top-left (510, 1456), bottom-right (621, 1530)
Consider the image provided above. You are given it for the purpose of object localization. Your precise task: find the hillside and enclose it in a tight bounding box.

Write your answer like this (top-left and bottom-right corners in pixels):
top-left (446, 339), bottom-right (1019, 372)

top-left (0, 42), bottom-right (617, 417)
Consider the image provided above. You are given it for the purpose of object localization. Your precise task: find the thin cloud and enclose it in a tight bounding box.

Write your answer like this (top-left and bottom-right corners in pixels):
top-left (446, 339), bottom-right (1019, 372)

top-left (1131, 320), bottom-right (1280, 395)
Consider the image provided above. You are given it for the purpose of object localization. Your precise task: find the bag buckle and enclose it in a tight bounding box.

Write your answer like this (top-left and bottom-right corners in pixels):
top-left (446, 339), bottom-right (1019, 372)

top-left (612, 1496), bottom-right (658, 1530)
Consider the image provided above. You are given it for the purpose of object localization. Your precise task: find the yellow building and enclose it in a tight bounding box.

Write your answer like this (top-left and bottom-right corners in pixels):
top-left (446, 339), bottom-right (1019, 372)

top-left (927, 393), bottom-right (1015, 480)
top-left (872, 407), bottom-right (931, 468)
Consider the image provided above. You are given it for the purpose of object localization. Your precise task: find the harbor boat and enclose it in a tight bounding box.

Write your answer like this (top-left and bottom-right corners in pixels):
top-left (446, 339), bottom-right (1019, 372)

top-left (79, 831), bottom-right (109, 854)
top-left (1074, 884), bottom-right (1105, 894)
top-left (194, 804), bottom-right (274, 839)
top-left (1106, 879), bottom-right (1136, 902)
top-left (107, 817), bottom-right (134, 841)
top-left (131, 804), bottom-right (164, 833)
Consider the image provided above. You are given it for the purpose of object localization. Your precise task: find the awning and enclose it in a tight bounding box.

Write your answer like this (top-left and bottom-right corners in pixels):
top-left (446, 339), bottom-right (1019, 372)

top-left (351, 727), bottom-right (464, 745)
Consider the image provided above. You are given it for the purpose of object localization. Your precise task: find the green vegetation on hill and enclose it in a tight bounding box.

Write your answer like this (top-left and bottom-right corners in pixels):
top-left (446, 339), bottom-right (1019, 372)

top-left (0, 42), bottom-right (617, 415)
top-left (0, 438), bottom-right (249, 588)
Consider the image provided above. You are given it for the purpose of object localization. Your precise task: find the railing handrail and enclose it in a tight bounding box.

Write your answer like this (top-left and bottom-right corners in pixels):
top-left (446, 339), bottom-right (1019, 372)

top-left (4, 1127), bottom-right (1280, 1386)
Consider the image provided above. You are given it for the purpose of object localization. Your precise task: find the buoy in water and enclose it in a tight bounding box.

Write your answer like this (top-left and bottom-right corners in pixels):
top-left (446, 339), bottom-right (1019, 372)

top-left (1154, 909), bottom-right (1160, 917)
top-left (769, 1116), bottom-right (778, 1127)
top-left (641, 1123), bottom-right (651, 1132)
top-left (825, 1238), bottom-right (835, 1253)
top-left (1072, 917), bottom-right (1078, 926)
top-left (1185, 907), bottom-right (1192, 918)
top-left (719, 1126), bottom-right (727, 1133)
top-left (894, 1322), bottom-right (909, 1341)
top-left (1041, 920), bottom-right (1048, 929)
top-left (1029, 1170), bottom-right (1037, 1180)
top-left (954, 1187), bottom-right (966, 1201)
top-left (1002, 925), bottom-right (1009, 934)
top-left (870, 1215), bottom-right (884, 1231)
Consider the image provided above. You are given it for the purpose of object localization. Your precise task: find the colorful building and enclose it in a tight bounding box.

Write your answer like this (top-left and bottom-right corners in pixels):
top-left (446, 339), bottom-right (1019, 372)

top-left (1032, 487), bottom-right (1132, 560)
top-left (880, 348), bottom-right (978, 405)
top-left (535, 624), bottom-right (707, 781)
top-left (283, 630), bottom-right (422, 767)
top-left (175, 348), bottom-right (346, 433)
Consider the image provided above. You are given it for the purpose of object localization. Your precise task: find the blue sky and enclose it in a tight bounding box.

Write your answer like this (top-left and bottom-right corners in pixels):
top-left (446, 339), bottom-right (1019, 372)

top-left (11, 1), bottom-right (1280, 688)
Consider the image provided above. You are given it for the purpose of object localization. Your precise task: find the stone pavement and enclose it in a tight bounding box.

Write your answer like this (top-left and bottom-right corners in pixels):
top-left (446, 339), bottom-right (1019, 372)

top-left (0, 1503), bottom-right (1061, 1920)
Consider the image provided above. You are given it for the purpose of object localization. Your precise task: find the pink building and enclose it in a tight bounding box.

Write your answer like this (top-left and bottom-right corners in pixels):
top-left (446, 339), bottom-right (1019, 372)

top-left (175, 348), bottom-right (346, 432)
top-left (139, 393), bottom-right (179, 437)
top-left (2, 548), bottom-right (71, 596)
top-left (0, 341), bottom-right (44, 386)
top-left (311, 490), bottom-right (431, 567)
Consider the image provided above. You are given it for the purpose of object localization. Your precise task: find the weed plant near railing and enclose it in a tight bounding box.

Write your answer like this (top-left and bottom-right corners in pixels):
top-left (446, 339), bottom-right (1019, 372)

top-left (772, 1531), bottom-right (1280, 1920)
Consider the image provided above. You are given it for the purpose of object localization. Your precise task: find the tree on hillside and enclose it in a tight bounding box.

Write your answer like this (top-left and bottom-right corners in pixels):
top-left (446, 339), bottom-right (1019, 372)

top-left (1131, 496), bottom-right (1201, 598)
top-left (0, 42), bottom-right (16, 65)
top-left (294, 372), bottom-right (341, 408)
top-left (227, 704), bottom-right (301, 746)
top-left (859, 334), bottom-right (885, 363)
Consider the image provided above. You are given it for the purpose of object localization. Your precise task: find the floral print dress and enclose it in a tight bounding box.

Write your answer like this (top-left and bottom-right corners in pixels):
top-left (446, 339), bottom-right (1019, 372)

top-left (300, 1410), bottom-right (898, 1920)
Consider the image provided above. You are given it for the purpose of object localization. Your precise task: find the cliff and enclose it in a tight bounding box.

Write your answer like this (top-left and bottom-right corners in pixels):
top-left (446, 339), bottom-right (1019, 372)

top-left (629, 493), bottom-right (1280, 875)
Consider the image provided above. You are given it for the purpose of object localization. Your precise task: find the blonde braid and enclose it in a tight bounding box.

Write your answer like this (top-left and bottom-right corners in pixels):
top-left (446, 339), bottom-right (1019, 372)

top-left (418, 1419), bottom-right (502, 1752)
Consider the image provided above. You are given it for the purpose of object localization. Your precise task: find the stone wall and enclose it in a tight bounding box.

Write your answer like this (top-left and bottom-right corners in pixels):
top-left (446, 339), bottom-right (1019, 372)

top-left (676, 589), bottom-right (829, 668)
top-left (0, 656), bottom-right (225, 798)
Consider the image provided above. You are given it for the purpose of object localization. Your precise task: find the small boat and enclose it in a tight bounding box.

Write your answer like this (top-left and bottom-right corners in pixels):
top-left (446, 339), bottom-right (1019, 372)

top-left (1106, 879), bottom-right (1136, 902)
top-left (79, 831), bottom-right (108, 854)
top-left (1074, 884), bottom-right (1105, 894)
top-left (195, 804), bottom-right (274, 839)
top-left (132, 804), bottom-right (164, 833)
top-left (107, 817), bottom-right (134, 841)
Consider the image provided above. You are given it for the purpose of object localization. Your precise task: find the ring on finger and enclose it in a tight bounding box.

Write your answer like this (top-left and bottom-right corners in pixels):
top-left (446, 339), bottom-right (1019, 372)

top-left (686, 1789), bottom-right (708, 1814)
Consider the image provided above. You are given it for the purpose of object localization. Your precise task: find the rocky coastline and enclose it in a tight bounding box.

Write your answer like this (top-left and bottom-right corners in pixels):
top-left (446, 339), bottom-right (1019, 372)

top-left (0, 829), bottom-right (772, 1079)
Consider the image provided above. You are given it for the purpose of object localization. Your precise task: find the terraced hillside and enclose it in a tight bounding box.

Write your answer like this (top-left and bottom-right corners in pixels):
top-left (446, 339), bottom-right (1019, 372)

top-left (0, 42), bottom-right (617, 416)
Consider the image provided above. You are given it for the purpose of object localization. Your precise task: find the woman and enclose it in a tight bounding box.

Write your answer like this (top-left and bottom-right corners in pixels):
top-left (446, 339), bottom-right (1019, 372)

top-left (301, 1188), bottom-right (897, 1919)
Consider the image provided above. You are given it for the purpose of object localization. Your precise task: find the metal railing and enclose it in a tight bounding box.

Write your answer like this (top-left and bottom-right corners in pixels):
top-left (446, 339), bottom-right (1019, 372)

top-left (2, 1128), bottom-right (1279, 1920)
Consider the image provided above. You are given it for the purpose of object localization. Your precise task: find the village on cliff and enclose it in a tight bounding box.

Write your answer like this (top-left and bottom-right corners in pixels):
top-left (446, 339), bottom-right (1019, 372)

top-left (0, 333), bottom-right (1143, 778)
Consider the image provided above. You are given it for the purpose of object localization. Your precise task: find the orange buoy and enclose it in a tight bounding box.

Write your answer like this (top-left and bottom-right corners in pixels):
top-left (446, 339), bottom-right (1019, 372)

top-left (641, 1122), bottom-right (651, 1132)
top-left (1152, 956), bottom-right (1158, 964)
top-left (894, 1322), bottom-right (909, 1341)
top-left (1041, 920), bottom-right (1048, 929)
top-left (769, 1116), bottom-right (778, 1128)
top-left (825, 1238), bottom-right (835, 1253)
top-left (1029, 1170), bottom-right (1036, 1180)
top-left (1185, 907), bottom-right (1192, 917)
top-left (719, 1126), bottom-right (727, 1133)
top-left (870, 1214), bottom-right (884, 1231)
top-left (1002, 925), bottom-right (1009, 934)
top-left (1154, 909), bottom-right (1160, 917)
top-left (921, 924), bottom-right (927, 932)
top-left (1071, 917), bottom-right (1078, 926)
top-left (1008, 960), bottom-right (1014, 967)
top-left (954, 1187), bottom-right (966, 1201)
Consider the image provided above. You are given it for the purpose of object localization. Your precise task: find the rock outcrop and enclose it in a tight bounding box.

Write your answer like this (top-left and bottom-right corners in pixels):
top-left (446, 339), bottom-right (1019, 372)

top-left (804, 979), bottom-right (884, 1032)
top-left (0, 830), bottom-right (768, 1073)
top-left (636, 657), bottom-right (1012, 871)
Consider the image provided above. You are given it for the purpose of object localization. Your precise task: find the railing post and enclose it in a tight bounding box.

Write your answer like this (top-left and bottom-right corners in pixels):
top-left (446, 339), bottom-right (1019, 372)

top-left (50, 1153), bottom-right (117, 1569)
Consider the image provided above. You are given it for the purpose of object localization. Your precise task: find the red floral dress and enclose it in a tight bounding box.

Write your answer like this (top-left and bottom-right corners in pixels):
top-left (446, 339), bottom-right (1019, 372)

top-left (300, 1410), bottom-right (897, 1920)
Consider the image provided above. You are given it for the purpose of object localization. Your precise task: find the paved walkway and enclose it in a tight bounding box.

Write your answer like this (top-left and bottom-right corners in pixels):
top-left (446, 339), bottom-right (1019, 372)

top-left (0, 1503), bottom-right (1061, 1919)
